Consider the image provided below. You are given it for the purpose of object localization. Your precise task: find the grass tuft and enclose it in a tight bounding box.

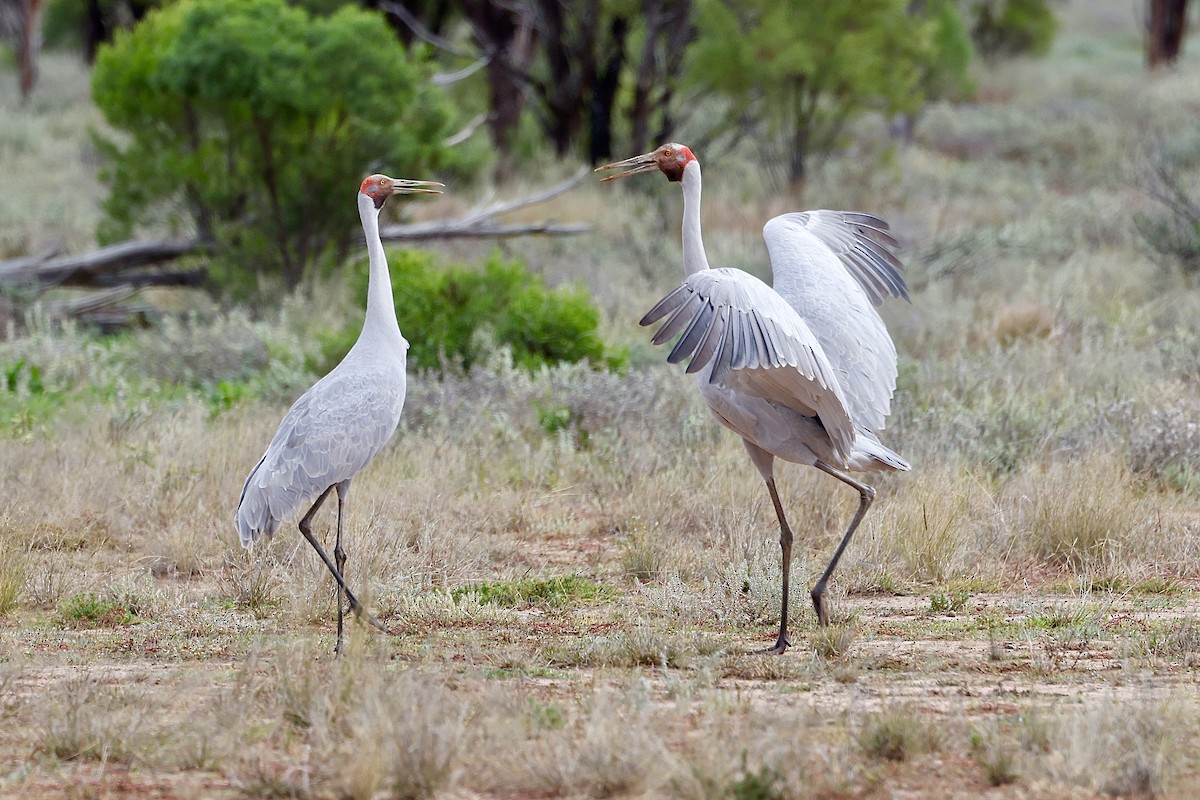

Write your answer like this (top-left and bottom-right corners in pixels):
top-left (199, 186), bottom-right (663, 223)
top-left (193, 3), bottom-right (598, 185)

top-left (453, 574), bottom-right (611, 608)
top-left (857, 706), bottom-right (941, 762)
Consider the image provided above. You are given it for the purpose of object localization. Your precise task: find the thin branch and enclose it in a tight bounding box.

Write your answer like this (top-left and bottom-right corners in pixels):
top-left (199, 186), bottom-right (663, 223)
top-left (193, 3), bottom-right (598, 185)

top-left (380, 220), bottom-right (589, 240)
top-left (444, 112), bottom-right (489, 147)
top-left (433, 58), bottom-right (489, 86)
top-left (375, 0), bottom-right (477, 59)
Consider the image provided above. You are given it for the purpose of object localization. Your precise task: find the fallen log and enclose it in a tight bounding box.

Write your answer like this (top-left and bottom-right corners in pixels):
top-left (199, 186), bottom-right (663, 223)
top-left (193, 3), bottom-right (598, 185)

top-left (0, 239), bottom-right (206, 288)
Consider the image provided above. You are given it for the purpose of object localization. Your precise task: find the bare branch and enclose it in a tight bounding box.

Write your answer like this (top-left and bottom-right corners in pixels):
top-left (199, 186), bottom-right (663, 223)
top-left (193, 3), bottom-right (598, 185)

top-left (380, 220), bottom-right (589, 240)
top-left (443, 112), bottom-right (489, 147)
top-left (375, 0), bottom-right (477, 59)
top-left (433, 58), bottom-right (489, 86)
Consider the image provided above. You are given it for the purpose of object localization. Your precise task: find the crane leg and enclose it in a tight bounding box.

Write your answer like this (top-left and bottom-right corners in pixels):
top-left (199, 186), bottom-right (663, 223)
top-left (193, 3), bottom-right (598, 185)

top-left (297, 485), bottom-right (389, 641)
top-left (810, 461), bottom-right (876, 626)
top-left (333, 481), bottom-right (350, 655)
top-left (761, 476), bottom-right (795, 655)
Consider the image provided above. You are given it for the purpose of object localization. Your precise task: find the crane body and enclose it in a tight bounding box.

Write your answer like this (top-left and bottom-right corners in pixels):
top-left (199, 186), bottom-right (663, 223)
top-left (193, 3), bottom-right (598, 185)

top-left (597, 144), bottom-right (910, 653)
top-left (235, 174), bottom-right (442, 653)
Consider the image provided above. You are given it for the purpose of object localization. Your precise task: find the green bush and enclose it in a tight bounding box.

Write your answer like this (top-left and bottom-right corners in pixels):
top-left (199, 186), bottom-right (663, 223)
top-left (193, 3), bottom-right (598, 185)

top-left (320, 249), bottom-right (627, 374)
top-left (91, 0), bottom-right (467, 294)
top-left (967, 0), bottom-right (1059, 60)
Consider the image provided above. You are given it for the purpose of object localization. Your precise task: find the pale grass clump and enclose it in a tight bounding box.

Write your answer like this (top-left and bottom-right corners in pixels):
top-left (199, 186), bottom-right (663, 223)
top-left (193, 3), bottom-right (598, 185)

top-left (233, 641), bottom-right (470, 799)
top-left (35, 676), bottom-right (155, 764)
top-left (1037, 696), bottom-right (1191, 796)
top-left (1127, 399), bottom-right (1200, 493)
top-left (1006, 453), bottom-right (1149, 572)
top-left (847, 467), bottom-right (1000, 588)
top-left (549, 627), bottom-right (724, 669)
top-left (855, 704), bottom-right (943, 763)
top-left (0, 523), bottom-right (27, 614)
top-left (669, 703), bottom-right (853, 799)
top-left (526, 686), bottom-right (672, 798)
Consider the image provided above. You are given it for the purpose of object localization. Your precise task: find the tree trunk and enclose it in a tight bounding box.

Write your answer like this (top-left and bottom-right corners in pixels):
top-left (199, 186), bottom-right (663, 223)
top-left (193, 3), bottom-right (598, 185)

top-left (1147, 0), bottom-right (1189, 68)
top-left (589, 16), bottom-right (627, 163)
top-left (460, 0), bottom-right (536, 180)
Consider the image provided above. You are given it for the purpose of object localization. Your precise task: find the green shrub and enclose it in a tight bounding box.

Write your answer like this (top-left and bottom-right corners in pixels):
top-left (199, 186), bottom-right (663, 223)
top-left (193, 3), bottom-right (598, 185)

top-left (57, 593), bottom-right (136, 627)
top-left (91, 0), bottom-right (467, 294)
top-left (320, 249), bottom-right (627, 374)
top-left (967, 0), bottom-right (1059, 60)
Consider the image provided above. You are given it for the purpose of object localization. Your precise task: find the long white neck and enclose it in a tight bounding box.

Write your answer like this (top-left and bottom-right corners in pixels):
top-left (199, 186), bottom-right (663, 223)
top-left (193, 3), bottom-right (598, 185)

top-left (357, 192), bottom-right (403, 345)
top-left (680, 159), bottom-right (710, 275)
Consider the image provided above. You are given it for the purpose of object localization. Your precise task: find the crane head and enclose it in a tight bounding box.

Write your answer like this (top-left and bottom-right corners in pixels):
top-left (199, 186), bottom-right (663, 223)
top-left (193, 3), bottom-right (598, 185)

top-left (359, 174), bottom-right (445, 209)
top-left (594, 143), bottom-right (696, 184)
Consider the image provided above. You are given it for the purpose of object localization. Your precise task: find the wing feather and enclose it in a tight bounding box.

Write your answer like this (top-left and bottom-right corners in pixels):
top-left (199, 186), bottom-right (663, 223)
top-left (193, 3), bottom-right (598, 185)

top-left (666, 298), bottom-right (714, 360)
top-left (762, 210), bottom-right (907, 432)
top-left (650, 290), bottom-right (703, 345)
top-left (641, 268), bottom-right (855, 462)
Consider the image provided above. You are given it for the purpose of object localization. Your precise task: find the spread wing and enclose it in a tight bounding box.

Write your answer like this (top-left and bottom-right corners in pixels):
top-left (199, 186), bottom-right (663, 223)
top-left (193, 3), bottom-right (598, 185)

top-left (762, 211), bottom-right (907, 432)
top-left (640, 267), bottom-right (855, 463)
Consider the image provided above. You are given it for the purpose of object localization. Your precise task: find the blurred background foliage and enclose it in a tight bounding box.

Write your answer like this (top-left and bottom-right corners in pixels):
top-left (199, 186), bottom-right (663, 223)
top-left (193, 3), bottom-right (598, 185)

top-left (14, 0), bottom-right (1183, 381)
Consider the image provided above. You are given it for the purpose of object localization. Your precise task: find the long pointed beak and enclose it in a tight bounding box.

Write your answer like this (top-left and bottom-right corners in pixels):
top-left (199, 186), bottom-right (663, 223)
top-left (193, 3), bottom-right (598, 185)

top-left (392, 179), bottom-right (445, 195)
top-left (594, 152), bottom-right (658, 182)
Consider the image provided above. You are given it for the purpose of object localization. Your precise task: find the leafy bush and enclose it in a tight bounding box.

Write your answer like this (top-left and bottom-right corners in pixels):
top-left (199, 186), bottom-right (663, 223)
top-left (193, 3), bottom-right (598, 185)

top-left (967, 0), bottom-right (1059, 60)
top-left (320, 249), bottom-right (627, 374)
top-left (91, 0), bottom-right (465, 294)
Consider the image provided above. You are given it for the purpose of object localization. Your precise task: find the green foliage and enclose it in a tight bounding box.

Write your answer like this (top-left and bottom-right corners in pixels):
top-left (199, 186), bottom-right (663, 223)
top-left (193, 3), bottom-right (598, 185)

top-left (452, 575), bottom-right (610, 608)
top-left (967, 0), bottom-right (1059, 60)
top-left (1, 359), bottom-right (66, 439)
top-left (688, 0), bottom-right (974, 180)
top-left (924, 0), bottom-right (977, 102)
top-left (322, 249), bottom-right (626, 374)
top-left (4, 360), bottom-right (43, 394)
top-left (90, 0), bottom-right (463, 294)
top-left (205, 379), bottom-right (250, 418)
top-left (57, 592), bottom-right (136, 627)
top-left (929, 588), bottom-right (970, 613)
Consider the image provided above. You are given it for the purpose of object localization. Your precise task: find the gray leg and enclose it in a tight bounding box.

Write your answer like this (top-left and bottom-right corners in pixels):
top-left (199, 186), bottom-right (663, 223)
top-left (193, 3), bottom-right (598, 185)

top-left (810, 460), bottom-right (876, 626)
top-left (741, 441), bottom-right (794, 655)
top-left (333, 481), bottom-right (350, 655)
top-left (761, 476), bottom-right (795, 654)
top-left (296, 485), bottom-right (388, 637)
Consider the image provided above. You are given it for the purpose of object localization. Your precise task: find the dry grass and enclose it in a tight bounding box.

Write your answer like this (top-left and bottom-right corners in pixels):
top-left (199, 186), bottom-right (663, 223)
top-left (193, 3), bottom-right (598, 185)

top-left (4, 2), bottom-right (1200, 795)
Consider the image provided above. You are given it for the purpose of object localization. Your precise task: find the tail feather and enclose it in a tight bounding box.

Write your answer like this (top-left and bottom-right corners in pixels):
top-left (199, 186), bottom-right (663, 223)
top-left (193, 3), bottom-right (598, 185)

top-left (851, 429), bottom-right (910, 472)
top-left (236, 455), bottom-right (282, 547)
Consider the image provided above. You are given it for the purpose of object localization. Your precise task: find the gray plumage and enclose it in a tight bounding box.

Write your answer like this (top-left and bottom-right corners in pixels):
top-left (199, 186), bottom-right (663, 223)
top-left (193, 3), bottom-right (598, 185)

top-left (234, 174), bottom-right (442, 653)
top-left (235, 361), bottom-right (406, 546)
top-left (596, 144), bottom-right (911, 653)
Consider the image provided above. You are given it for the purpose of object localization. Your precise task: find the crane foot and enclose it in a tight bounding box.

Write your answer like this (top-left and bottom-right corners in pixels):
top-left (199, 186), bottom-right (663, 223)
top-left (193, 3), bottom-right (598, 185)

top-left (811, 588), bottom-right (831, 627)
top-left (755, 634), bottom-right (791, 655)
